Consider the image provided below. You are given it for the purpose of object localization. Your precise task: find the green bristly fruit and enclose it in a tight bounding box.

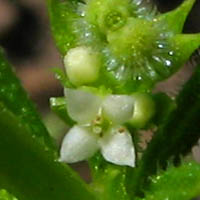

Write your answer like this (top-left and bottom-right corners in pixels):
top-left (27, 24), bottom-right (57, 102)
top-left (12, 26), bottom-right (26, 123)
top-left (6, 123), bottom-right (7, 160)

top-left (48, 0), bottom-right (200, 93)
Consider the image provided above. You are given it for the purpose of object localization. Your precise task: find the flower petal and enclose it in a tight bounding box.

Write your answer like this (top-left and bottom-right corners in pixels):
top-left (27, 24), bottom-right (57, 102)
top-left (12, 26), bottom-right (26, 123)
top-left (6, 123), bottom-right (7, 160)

top-left (99, 126), bottom-right (135, 167)
top-left (60, 125), bottom-right (99, 163)
top-left (65, 88), bottom-right (102, 124)
top-left (102, 95), bottom-right (134, 124)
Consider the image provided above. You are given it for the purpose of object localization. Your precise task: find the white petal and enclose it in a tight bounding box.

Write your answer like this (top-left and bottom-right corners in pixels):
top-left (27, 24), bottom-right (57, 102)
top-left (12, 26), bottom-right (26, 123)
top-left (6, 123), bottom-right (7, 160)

top-left (60, 125), bottom-right (99, 163)
top-left (102, 95), bottom-right (134, 124)
top-left (65, 88), bottom-right (102, 124)
top-left (99, 126), bottom-right (135, 167)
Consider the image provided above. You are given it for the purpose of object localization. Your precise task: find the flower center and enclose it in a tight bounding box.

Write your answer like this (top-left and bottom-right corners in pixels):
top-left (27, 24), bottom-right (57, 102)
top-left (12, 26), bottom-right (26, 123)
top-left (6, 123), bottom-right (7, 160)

top-left (91, 114), bottom-right (110, 137)
top-left (118, 127), bottom-right (126, 134)
top-left (105, 11), bottom-right (126, 31)
top-left (92, 125), bottom-right (102, 135)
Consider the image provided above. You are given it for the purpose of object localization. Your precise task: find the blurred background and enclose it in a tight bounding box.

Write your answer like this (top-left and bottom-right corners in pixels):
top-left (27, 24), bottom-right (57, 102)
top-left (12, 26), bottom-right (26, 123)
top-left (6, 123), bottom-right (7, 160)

top-left (0, 0), bottom-right (200, 183)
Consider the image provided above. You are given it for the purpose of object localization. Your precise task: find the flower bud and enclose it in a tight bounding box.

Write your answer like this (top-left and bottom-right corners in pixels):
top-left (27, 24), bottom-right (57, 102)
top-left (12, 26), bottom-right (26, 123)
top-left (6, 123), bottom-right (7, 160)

top-left (129, 93), bottom-right (155, 128)
top-left (64, 46), bottom-right (100, 86)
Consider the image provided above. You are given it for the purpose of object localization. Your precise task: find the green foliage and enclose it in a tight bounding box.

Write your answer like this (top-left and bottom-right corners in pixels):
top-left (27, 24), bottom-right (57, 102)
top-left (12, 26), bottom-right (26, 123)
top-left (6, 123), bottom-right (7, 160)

top-left (129, 64), bottom-right (200, 196)
top-left (48, 0), bottom-right (200, 93)
top-left (47, 0), bottom-right (80, 55)
top-left (0, 0), bottom-right (200, 200)
top-left (152, 93), bottom-right (176, 125)
top-left (0, 50), bottom-right (95, 200)
top-left (141, 162), bottom-right (200, 200)
top-left (47, 0), bottom-right (200, 199)
top-left (0, 49), bottom-right (56, 152)
top-left (89, 153), bottom-right (130, 200)
top-left (0, 102), bottom-right (96, 200)
top-left (158, 0), bottom-right (195, 34)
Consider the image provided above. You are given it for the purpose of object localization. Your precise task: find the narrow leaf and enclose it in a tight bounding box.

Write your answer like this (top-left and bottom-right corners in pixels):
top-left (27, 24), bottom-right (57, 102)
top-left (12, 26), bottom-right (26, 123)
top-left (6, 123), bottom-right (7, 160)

top-left (0, 48), bottom-right (56, 152)
top-left (0, 103), bottom-right (96, 200)
top-left (47, 0), bottom-right (80, 55)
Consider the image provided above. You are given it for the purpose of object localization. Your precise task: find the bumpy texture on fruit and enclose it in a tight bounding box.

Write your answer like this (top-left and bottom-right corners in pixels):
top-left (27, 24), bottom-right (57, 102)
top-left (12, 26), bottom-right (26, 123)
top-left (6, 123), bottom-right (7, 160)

top-left (49, 0), bottom-right (200, 93)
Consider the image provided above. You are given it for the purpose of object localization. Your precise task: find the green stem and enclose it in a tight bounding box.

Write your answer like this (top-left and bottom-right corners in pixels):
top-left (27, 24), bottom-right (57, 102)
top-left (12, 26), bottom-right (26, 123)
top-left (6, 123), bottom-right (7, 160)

top-left (89, 153), bottom-right (130, 200)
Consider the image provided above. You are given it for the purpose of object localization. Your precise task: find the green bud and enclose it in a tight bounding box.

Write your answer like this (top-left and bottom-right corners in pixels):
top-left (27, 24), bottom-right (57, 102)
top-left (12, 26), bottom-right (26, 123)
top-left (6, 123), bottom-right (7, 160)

top-left (64, 46), bottom-right (101, 86)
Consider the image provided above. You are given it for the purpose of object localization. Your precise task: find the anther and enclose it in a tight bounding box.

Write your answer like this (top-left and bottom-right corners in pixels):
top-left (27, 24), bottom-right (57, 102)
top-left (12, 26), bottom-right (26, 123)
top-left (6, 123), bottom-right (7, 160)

top-left (118, 127), bottom-right (125, 133)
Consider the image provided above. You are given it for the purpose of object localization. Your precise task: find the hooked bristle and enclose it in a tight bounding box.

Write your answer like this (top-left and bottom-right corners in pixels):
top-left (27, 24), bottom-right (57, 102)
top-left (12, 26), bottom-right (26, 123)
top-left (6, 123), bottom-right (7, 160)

top-left (131, 0), bottom-right (158, 19)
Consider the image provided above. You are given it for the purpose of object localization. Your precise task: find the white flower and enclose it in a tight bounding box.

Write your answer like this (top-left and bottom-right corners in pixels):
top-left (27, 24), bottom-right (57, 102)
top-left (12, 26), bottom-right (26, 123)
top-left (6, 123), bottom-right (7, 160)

top-left (60, 88), bottom-right (136, 167)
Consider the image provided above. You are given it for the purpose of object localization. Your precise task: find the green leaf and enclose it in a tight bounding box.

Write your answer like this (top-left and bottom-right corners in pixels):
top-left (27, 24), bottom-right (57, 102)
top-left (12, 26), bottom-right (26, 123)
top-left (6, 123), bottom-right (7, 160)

top-left (90, 166), bottom-right (130, 200)
top-left (0, 48), bottom-right (56, 152)
top-left (128, 64), bottom-right (200, 197)
top-left (157, 0), bottom-right (196, 34)
top-left (141, 162), bottom-right (200, 200)
top-left (47, 0), bottom-right (80, 55)
top-left (0, 102), bottom-right (96, 200)
top-left (48, 0), bottom-right (200, 93)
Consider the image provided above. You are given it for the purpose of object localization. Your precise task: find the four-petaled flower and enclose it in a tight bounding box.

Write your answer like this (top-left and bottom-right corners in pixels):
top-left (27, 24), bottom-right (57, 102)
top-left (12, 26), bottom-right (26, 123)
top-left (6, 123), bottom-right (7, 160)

top-left (60, 88), bottom-right (136, 167)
